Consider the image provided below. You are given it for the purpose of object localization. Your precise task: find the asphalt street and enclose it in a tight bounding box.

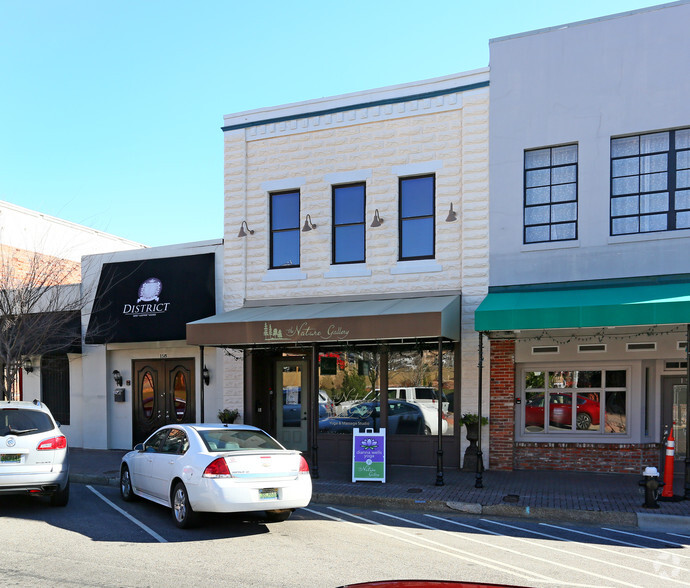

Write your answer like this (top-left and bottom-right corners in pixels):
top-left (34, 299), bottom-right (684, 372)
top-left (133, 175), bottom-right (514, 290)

top-left (1, 482), bottom-right (689, 587)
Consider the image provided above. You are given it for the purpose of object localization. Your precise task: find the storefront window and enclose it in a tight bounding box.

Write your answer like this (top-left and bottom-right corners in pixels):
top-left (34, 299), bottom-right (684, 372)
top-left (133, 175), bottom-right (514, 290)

top-left (522, 369), bottom-right (627, 436)
top-left (317, 348), bottom-right (454, 436)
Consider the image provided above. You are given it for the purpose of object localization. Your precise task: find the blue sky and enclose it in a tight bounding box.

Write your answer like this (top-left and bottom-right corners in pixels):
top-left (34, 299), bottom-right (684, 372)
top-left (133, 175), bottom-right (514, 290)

top-left (0, 0), bottom-right (661, 247)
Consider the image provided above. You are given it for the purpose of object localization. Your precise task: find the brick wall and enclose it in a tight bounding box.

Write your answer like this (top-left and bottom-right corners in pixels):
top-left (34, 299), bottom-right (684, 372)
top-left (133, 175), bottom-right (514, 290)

top-left (489, 339), bottom-right (515, 470)
top-left (1, 245), bottom-right (80, 286)
top-left (515, 442), bottom-right (661, 474)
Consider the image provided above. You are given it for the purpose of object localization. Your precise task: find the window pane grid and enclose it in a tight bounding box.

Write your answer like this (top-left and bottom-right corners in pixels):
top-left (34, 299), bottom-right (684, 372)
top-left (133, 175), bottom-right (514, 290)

top-left (399, 175), bottom-right (435, 260)
top-left (524, 145), bottom-right (578, 244)
top-left (270, 191), bottom-right (300, 268)
top-left (333, 183), bottom-right (365, 265)
top-left (611, 128), bottom-right (690, 235)
top-left (523, 370), bottom-right (626, 435)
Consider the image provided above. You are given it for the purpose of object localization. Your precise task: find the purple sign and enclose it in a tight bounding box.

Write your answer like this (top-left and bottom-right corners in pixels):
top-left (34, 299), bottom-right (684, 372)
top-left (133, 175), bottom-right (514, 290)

top-left (352, 428), bottom-right (386, 482)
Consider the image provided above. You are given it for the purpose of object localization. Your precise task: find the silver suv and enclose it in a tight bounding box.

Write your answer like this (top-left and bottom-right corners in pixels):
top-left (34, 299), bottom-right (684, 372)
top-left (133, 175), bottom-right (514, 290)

top-left (0, 400), bottom-right (70, 506)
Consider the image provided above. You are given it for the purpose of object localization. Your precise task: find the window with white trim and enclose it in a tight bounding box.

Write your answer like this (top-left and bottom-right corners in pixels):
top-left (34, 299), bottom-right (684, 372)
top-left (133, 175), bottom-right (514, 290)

top-left (332, 183), bottom-right (365, 264)
top-left (522, 369), bottom-right (627, 435)
top-left (399, 175), bottom-right (435, 260)
top-left (270, 190), bottom-right (300, 268)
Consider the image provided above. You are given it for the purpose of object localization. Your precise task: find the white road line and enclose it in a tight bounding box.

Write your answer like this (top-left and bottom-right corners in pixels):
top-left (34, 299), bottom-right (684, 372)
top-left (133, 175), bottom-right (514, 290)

top-left (86, 485), bottom-right (168, 544)
top-left (375, 512), bottom-right (597, 588)
top-left (669, 533), bottom-right (690, 539)
top-left (481, 518), bottom-right (689, 587)
top-left (602, 527), bottom-right (690, 553)
top-left (303, 507), bottom-right (548, 585)
top-left (537, 523), bottom-right (689, 572)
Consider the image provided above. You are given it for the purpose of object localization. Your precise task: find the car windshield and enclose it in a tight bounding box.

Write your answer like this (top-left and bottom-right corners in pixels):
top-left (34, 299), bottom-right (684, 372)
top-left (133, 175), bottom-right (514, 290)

top-left (0, 408), bottom-right (54, 436)
top-left (198, 428), bottom-right (284, 452)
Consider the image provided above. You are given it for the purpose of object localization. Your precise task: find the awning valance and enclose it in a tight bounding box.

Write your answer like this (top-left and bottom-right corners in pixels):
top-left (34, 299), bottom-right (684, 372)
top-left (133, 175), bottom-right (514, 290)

top-left (186, 295), bottom-right (460, 347)
top-left (475, 280), bottom-right (690, 332)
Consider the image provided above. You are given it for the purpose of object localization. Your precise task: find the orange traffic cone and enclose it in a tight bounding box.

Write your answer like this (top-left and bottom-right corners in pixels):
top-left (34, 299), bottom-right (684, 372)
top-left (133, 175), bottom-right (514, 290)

top-left (661, 425), bottom-right (675, 498)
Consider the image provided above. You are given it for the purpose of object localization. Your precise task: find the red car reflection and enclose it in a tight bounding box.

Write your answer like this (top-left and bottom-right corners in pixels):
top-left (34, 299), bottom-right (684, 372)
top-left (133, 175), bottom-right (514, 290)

top-left (525, 394), bottom-right (600, 430)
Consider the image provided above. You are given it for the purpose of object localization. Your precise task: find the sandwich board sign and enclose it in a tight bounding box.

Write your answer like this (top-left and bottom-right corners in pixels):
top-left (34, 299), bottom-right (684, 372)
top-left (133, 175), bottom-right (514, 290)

top-left (352, 428), bottom-right (386, 482)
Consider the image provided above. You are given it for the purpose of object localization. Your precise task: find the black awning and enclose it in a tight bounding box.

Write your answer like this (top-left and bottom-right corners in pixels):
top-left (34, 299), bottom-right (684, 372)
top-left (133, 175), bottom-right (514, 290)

top-left (86, 253), bottom-right (216, 344)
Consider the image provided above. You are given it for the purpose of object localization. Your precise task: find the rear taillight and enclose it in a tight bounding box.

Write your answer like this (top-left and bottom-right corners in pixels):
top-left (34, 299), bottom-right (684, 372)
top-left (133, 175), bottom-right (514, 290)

top-left (203, 457), bottom-right (232, 478)
top-left (299, 456), bottom-right (310, 475)
top-left (37, 436), bottom-right (67, 450)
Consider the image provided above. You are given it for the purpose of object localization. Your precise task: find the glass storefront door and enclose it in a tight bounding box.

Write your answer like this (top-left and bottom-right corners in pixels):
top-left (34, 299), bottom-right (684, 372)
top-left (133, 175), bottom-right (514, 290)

top-left (275, 359), bottom-right (309, 451)
top-left (662, 376), bottom-right (687, 460)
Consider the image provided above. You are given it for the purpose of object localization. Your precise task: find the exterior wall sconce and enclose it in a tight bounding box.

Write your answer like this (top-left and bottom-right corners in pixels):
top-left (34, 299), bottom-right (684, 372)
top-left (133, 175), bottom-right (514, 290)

top-left (445, 203), bottom-right (458, 222)
top-left (237, 220), bottom-right (254, 238)
top-left (23, 358), bottom-right (33, 373)
top-left (112, 370), bottom-right (123, 386)
top-left (302, 214), bottom-right (317, 232)
top-left (371, 209), bottom-right (384, 227)
top-left (202, 366), bottom-right (210, 386)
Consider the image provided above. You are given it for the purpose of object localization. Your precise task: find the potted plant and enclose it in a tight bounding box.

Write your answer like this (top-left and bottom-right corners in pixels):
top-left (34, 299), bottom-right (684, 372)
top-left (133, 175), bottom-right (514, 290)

top-left (460, 413), bottom-right (488, 472)
top-left (460, 413), bottom-right (488, 438)
top-left (218, 408), bottom-right (240, 424)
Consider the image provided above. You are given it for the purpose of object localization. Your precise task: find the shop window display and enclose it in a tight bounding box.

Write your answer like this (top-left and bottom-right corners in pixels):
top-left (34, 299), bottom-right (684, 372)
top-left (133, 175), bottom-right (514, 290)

top-left (318, 348), bottom-right (454, 436)
top-left (523, 369), bottom-right (627, 435)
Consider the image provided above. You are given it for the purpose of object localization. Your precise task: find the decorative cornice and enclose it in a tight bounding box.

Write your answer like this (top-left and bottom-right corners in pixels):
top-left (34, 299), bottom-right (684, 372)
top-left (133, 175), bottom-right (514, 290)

top-left (223, 80), bottom-right (489, 140)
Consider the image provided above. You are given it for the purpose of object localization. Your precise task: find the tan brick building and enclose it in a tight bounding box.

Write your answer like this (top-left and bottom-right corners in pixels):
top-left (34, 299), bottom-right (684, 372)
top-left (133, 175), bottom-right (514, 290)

top-left (188, 69), bottom-right (491, 473)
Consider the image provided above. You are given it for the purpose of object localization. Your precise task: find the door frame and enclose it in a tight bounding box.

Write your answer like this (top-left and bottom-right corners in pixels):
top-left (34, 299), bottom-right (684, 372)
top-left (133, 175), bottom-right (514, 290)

top-left (132, 358), bottom-right (195, 446)
top-left (275, 358), bottom-right (309, 451)
top-left (661, 375), bottom-right (687, 461)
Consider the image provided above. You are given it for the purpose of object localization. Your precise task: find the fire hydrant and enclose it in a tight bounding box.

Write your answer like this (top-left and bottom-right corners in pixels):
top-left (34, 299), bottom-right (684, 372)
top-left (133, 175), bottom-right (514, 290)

top-left (640, 466), bottom-right (664, 509)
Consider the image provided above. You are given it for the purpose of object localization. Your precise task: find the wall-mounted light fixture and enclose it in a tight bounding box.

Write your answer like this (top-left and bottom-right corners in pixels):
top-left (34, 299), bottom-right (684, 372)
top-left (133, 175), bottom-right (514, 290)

top-left (23, 358), bottom-right (33, 373)
top-left (237, 220), bottom-right (254, 238)
top-left (445, 203), bottom-right (458, 222)
top-left (112, 370), bottom-right (123, 386)
top-left (202, 366), bottom-right (210, 386)
top-left (302, 214), bottom-right (317, 232)
top-left (371, 209), bottom-right (384, 227)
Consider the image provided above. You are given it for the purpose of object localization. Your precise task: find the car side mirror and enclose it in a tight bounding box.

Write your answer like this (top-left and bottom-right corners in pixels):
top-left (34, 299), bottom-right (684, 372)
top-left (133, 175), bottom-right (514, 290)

top-left (134, 443), bottom-right (144, 451)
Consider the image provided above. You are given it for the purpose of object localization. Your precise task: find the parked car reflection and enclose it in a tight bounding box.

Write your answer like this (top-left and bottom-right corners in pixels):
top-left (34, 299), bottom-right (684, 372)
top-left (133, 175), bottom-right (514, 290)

top-left (525, 393), bottom-right (600, 430)
top-left (319, 400), bottom-right (426, 435)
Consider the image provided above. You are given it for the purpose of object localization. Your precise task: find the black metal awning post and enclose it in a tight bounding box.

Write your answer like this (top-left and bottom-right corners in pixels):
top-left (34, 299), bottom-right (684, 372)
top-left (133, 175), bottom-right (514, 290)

top-left (435, 338), bottom-right (444, 486)
top-left (476, 332), bottom-right (484, 489)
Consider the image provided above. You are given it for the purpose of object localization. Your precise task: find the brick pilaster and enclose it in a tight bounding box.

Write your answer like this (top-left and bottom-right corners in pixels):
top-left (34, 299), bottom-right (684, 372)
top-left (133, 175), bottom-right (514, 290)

top-left (489, 339), bottom-right (515, 470)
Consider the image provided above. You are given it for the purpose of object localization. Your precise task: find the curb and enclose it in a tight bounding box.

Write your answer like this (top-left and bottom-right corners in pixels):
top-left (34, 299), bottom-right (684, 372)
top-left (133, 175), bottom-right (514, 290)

top-left (75, 476), bottom-right (688, 531)
top-left (312, 492), bottom-right (639, 527)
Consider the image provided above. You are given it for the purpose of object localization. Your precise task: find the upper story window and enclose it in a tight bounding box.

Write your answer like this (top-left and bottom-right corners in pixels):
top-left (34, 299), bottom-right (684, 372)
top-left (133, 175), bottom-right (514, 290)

top-left (611, 127), bottom-right (690, 235)
top-left (270, 190), bottom-right (300, 268)
top-left (333, 183), bottom-right (365, 264)
top-left (399, 175), bottom-right (435, 260)
top-left (524, 144), bottom-right (578, 244)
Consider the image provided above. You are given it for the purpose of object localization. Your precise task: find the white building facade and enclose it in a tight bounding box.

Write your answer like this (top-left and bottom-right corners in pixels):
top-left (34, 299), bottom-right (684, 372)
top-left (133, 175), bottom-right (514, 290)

top-left (188, 70), bottom-right (490, 472)
top-left (478, 1), bottom-right (690, 474)
top-left (75, 240), bottom-right (225, 449)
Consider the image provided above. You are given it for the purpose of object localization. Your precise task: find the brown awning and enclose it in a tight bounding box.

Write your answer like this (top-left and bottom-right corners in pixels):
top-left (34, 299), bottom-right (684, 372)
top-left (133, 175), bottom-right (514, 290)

top-left (186, 295), bottom-right (460, 347)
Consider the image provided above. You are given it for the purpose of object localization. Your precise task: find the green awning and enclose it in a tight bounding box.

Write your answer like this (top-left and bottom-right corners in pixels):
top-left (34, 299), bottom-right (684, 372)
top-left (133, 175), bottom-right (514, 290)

top-left (475, 281), bottom-right (690, 332)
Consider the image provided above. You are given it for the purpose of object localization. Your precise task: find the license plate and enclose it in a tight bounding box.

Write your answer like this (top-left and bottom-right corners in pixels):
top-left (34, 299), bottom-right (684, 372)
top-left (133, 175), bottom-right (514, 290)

top-left (0, 454), bottom-right (21, 463)
top-left (259, 488), bottom-right (278, 500)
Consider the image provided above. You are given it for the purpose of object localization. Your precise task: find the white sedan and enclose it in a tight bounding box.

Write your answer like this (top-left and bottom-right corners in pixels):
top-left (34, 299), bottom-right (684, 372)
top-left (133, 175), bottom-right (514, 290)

top-left (120, 423), bottom-right (312, 528)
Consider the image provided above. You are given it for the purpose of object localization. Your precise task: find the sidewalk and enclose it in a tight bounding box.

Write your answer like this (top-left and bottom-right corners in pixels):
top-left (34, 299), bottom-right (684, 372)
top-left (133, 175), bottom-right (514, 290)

top-left (69, 448), bottom-right (690, 532)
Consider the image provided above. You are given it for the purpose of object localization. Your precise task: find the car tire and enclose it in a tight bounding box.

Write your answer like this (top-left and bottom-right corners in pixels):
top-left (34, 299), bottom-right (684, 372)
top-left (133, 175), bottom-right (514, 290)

top-left (424, 425), bottom-right (432, 435)
top-left (51, 481), bottom-right (69, 507)
top-left (172, 482), bottom-right (198, 529)
top-left (265, 509), bottom-right (293, 522)
top-left (576, 412), bottom-right (592, 430)
top-left (120, 466), bottom-right (136, 502)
